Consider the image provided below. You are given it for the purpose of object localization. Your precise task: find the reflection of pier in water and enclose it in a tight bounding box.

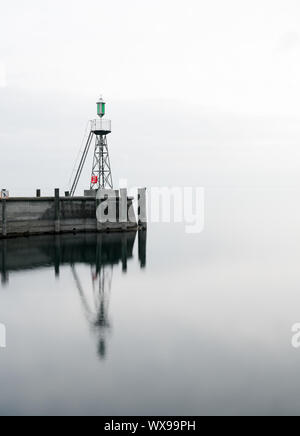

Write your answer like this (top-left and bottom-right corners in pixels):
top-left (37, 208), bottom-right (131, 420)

top-left (0, 230), bottom-right (147, 359)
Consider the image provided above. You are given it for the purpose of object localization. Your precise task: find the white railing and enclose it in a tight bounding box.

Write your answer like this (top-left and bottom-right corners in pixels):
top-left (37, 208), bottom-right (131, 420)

top-left (91, 119), bottom-right (111, 133)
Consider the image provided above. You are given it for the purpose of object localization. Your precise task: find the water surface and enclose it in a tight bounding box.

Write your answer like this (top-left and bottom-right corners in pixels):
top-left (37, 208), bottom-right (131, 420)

top-left (1, 187), bottom-right (300, 416)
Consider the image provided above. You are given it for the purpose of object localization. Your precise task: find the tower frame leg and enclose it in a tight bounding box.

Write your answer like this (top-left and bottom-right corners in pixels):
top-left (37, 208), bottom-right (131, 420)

top-left (90, 134), bottom-right (113, 190)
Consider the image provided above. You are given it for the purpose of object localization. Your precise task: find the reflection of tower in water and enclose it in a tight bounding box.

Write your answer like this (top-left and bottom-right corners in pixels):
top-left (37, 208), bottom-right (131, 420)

top-left (72, 230), bottom-right (147, 359)
top-left (91, 262), bottom-right (113, 359)
top-left (0, 229), bottom-right (147, 360)
top-left (72, 262), bottom-right (113, 359)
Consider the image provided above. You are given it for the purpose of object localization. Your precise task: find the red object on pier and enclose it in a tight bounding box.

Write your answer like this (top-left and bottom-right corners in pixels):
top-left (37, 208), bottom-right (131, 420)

top-left (91, 176), bottom-right (98, 184)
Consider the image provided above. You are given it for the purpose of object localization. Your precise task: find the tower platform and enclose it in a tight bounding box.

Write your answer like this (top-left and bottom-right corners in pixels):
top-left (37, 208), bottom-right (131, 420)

top-left (90, 119), bottom-right (111, 135)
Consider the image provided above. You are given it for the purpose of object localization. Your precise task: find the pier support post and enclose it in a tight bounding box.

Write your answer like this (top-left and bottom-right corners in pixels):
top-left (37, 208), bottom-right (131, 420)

top-left (54, 235), bottom-right (61, 277)
top-left (2, 199), bottom-right (7, 237)
top-left (1, 239), bottom-right (8, 285)
top-left (54, 188), bottom-right (61, 234)
top-left (95, 233), bottom-right (102, 274)
top-left (138, 228), bottom-right (147, 268)
top-left (121, 233), bottom-right (128, 272)
top-left (96, 196), bottom-right (103, 232)
top-left (138, 188), bottom-right (147, 229)
top-left (120, 189), bottom-right (128, 230)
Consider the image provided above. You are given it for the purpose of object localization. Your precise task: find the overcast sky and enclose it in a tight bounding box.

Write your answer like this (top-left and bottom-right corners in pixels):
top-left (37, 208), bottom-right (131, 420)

top-left (1, 0), bottom-right (300, 194)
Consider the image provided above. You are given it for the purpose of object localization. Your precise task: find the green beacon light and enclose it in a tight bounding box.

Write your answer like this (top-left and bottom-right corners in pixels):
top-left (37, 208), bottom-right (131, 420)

top-left (97, 96), bottom-right (106, 118)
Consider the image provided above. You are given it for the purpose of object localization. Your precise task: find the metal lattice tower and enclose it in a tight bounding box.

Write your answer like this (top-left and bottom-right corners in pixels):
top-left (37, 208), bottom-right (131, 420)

top-left (90, 134), bottom-right (113, 190)
top-left (70, 96), bottom-right (113, 196)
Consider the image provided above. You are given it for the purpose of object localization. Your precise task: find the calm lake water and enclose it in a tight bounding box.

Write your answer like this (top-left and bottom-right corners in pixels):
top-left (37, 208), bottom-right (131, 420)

top-left (1, 187), bottom-right (300, 416)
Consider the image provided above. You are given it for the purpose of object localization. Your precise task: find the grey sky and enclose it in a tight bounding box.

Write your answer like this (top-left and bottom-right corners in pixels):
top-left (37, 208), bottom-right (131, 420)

top-left (1, 0), bottom-right (300, 194)
top-left (1, 0), bottom-right (300, 114)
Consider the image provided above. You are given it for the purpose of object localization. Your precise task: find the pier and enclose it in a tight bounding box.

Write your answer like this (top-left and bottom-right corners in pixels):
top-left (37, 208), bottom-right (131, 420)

top-left (0, 188), bottom-right (146, 239)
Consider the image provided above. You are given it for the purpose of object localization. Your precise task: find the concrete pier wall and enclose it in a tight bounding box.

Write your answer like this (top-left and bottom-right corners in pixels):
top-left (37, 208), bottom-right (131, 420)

top-left (0, 230), bottom-right (147, 284)
top-left (0, 195), bottom-right (137, 238)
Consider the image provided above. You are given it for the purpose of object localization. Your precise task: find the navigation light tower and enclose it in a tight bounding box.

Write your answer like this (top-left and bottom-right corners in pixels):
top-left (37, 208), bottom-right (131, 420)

top-left (90, 96), bottom-right (113, 190)
top-left (69, 96), bottom-right (113, 196)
